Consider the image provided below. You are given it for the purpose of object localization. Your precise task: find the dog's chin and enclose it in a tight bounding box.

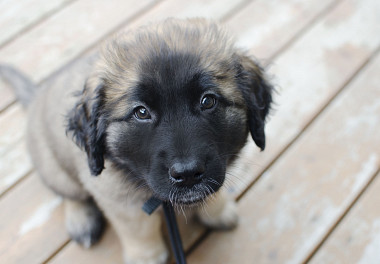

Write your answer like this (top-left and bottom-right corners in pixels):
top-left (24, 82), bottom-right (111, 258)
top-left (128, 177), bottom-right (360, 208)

top-left (155, 182), bottom-right (222, 206)
top-left (173, 191), bottom-right (209, 206)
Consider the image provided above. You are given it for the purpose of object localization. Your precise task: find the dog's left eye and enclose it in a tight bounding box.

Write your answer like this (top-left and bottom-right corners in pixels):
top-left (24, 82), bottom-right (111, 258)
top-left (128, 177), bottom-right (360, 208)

top-left (200, 95), bottom-right (216, 110)
top-left (134, 106), bottom-right (151, 120)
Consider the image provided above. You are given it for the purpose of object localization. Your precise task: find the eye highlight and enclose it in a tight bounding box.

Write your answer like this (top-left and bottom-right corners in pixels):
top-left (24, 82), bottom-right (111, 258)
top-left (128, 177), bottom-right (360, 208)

top-left (200, 95), bottom-right (216, 110)
top-left (134, 106), bottom-right (151, 120)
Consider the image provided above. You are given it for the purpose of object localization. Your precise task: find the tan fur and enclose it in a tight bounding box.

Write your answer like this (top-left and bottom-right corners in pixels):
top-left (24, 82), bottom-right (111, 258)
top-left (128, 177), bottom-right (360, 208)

top-left (26, 18), bottom-right (268, 264)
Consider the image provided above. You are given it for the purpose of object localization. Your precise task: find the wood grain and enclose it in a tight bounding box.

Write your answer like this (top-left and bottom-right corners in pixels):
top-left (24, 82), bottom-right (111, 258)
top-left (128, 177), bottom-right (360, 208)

top-left (0, 173), bottom-right (69, 264)
top-left (226, 0), bottom-right (380, 197)
top-left (229, 0), bottom-right (337, 60)
top-left (0, 0), bottom-right (73, 46)
top-left (309, 172), bottom-right (380, 264)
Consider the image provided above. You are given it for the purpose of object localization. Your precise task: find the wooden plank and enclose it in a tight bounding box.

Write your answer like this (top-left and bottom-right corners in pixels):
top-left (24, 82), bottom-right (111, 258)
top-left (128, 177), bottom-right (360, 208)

top-left (230, 0), bottom-right (337, 60)
top-left (0, 103), bottom-right (32, 195)
top-left (0, 77), bottom-right (16, 112)
top-left (309, 172), bottom-right (380, 264)
top-left (0, 0), bottom-right (159, 83)
top-left (123, 0), bottom-right (249, 27)
top-left (51, 227), bottom-right (123, 264)
top-left (0, 140), bottom-right (32, 196)
top-left (0, 173), bottom-right (69, 264)
top-left (188, 37), bottom-right (380, 263)
top-left (0, 0), bottom-right (73, 46)
top-left (0, 104), bottom-right (26, 155)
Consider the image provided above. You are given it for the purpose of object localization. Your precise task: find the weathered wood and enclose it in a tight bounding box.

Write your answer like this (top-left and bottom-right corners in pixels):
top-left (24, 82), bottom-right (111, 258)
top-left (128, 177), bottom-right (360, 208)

top-left (0, 0), bottom-right (159, 83)
top-left (0, 173), bottom-right (69, 264)
top-left (226, 0), bottom-right (380, 197)
top-left (230, 0), bottom-right (337, 60)
top-left (51, 227), bottom-right (123, 264)
top-left (309, 172), bottom-right (380, 264)
top-left (0, 104), bottom-right (31, 196)
top-left (123, 0), bottom-right (249, 28)
top-left (0, 77), bottom-right (16, 112)
top-left (188, 37), bottom-right (380, 263)
top-left (0, 0), bottom-right (379, 263)
top-left (0, 0), bottom-right (73, 46)
top-left (0, 104), bottom-right (26, 155)
top-left (0, 140), bottom-right (32, 196)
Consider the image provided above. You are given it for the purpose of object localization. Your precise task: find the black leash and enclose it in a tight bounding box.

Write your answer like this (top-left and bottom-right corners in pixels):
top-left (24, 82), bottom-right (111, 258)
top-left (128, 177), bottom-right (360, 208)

top-left (142, 196), bottom-right (187, 264)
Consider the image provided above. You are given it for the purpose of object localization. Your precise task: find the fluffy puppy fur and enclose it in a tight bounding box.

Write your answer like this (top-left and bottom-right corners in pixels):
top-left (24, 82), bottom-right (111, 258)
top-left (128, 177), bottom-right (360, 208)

top-left (23, 18), bottom-right (272, 263)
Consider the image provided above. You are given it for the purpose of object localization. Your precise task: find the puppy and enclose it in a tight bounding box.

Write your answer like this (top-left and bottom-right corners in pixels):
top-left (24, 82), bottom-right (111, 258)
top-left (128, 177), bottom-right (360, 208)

top-left (20, 18), bottom-right (272, 263)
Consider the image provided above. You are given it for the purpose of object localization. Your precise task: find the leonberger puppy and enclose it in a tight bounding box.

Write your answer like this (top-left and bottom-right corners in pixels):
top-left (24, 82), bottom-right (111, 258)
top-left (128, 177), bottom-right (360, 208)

top-left (7, 18), bottom-right (273, 263)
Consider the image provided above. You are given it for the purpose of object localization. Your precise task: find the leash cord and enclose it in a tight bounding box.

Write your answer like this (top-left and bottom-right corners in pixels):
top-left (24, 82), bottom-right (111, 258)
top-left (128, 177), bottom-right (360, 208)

top-left (142, 197), bottom-right (187, 264)
top-left (162, 201), bottom-right (187, 264)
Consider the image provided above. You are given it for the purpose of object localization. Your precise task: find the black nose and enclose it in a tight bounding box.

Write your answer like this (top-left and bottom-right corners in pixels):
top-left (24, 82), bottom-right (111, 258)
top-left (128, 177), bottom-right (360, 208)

top-left (169, 161), bottom-right (205, 186)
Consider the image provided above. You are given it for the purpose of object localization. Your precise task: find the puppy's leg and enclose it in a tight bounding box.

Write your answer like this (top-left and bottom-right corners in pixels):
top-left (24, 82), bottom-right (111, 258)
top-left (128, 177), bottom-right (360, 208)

top-left (104, 207), bottom-right (168, 264)
top-left (64, 198), bottom-right (106, 248)
top-left (196, 189), bottom-right (239, 230)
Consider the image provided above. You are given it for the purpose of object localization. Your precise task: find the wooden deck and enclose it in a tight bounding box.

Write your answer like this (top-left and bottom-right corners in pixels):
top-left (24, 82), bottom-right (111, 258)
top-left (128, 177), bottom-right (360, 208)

top-left (0, 0), bottom-right (379, 263)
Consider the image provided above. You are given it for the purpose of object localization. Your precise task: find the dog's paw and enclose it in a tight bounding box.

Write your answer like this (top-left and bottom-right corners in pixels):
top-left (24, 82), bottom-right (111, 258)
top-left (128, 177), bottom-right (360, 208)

top-left (123, 246), bottom-right (169, 264)
top-left (198, 198), bottom-right (239, 230)
top-left (64, 199), bottom-right (106, 248)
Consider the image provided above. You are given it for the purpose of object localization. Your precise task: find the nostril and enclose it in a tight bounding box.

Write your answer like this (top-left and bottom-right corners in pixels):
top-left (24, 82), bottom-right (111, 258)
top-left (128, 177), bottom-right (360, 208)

top-left (194, 172), bottom-right (203, 180)
top-left (169, 166), bottom-right (185, 183)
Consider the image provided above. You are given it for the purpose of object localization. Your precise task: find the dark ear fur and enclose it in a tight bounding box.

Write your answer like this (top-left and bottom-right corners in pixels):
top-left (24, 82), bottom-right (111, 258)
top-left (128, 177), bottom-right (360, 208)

top-left (235, 54), bottom-right (273, 150)
top-left (66, 81), bottom-right (106, 176)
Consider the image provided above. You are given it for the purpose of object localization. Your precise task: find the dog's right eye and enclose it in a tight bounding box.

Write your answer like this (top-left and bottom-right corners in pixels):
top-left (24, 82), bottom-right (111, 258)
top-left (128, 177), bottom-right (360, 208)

top-left (134, 106), bottom-right (151, 120)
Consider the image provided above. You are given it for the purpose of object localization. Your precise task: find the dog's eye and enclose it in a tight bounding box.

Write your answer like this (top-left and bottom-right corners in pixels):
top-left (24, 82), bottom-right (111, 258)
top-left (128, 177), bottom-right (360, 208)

top-left (134, 106), bottom-right (151, 120)
top-left (200, 95), bottom-right (216, 110)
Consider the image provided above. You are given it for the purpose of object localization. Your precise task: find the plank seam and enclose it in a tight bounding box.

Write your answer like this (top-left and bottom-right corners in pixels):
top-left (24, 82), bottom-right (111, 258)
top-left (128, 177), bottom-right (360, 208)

top-left (0, 168), bottom-right (33, 199)
top-left (0, 0), bottom-right (164, 115)
top-left (266, 0), bottom-right (345, 64)
top-left (220, 0), bottom-right (254, 23)
top-left (303, 167), bottom-right (380, 263)
top-left (42, 238), bottom-right (71, 264)
top-left (0, 0), bottom-right (78, 50)
top-left (38, 0), bottom-right (163, 86)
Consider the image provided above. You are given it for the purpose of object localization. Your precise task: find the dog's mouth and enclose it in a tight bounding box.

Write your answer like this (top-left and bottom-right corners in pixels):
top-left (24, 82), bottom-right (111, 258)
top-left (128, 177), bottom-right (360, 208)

top-left (164, 182), bottom-right (222, 206)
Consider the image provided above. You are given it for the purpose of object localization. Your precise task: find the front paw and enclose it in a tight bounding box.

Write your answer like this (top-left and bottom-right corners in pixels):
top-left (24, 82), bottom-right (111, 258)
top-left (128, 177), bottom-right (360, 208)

top-left (123, 246), bottom-right (169, 264)
top-left (64, 199), bottom-right (106, 248)
top-left (198, 198), bottom-right (239, 230)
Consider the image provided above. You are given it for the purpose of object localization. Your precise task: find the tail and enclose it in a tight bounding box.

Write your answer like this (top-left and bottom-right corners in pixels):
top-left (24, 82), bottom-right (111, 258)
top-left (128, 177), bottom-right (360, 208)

top-left (0, 65), bottom-right (37, 108)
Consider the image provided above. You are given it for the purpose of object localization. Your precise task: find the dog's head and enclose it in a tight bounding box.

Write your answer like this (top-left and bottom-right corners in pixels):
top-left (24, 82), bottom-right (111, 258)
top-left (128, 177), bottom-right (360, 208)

top-left (67, 18), bottom-right (272, 204)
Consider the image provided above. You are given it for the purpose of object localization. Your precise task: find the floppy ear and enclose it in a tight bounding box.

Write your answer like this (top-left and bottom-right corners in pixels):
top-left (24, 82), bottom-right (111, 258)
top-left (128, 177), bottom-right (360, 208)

top-left (66, 79), bottom-right (106, 176)
top-left (235, 54), bottom-right (273, 150)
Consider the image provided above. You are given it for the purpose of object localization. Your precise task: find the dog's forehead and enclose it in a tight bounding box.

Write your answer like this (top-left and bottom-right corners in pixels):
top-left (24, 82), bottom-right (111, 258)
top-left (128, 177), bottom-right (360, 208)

top-left (104, 53), bottom-right (245, 119)
top-left (134, 58), bottom-right (211, 108)
top-left (136, 51), bottom-right (243, 102)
